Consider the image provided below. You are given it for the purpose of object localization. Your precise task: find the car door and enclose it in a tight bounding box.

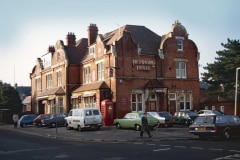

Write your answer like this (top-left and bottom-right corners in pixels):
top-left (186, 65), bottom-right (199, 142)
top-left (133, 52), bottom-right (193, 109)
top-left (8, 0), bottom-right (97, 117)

top-left (84, 109), bottom-right (94, 125)
top-left (128, 113), bottom-right (139, 128)
top-left (118, 113), bottom-right (133, 128)
top-left (228, 115), bottom-right (240, 136)
top-left (58, 114), bottom-right (66, 125)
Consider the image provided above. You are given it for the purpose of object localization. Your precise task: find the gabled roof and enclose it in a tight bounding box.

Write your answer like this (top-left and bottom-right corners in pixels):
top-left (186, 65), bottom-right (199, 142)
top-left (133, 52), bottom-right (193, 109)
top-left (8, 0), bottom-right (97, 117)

top-left (80, 24), bottom-right (162, 63)
top-left (66, 38), bottom-right (88, 64)
top-left (16, 86), bottom-right (31, 96)
top-left (103, 25), bottom-right (161, 55)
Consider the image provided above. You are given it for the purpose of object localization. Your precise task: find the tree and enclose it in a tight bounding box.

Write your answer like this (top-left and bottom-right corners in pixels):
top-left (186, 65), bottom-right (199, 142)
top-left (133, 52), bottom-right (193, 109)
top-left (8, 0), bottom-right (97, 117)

top-left (0, 84), bottom-right (22, 114)
top-left (201, 38), bottom-right (240, 100)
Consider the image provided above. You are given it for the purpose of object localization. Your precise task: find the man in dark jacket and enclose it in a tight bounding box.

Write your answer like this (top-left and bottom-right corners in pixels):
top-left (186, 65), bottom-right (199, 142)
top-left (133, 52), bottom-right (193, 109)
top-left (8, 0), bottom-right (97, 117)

top-left (140, 112), bottom-right (152, 138)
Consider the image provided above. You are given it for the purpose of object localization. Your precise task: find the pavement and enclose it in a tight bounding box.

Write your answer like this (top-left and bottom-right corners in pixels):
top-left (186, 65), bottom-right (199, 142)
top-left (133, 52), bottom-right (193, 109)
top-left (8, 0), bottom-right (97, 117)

top-left (0, 124), bottom-right (197, 142)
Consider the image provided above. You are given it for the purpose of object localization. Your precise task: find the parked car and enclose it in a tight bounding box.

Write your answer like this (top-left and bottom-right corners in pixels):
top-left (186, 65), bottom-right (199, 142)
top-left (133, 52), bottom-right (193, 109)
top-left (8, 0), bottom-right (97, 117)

top-left (197, 110), bottom-right (223, 116)
top-left (65, 108), bottom-right (103, 131)
top-left (113, 112), bottom-right (158, 131)
top-left (33, 114), bottom-right (52, 127)
top-left (148, 111), bottom-right (174, 127)
top-left (158, 111), bottom-right (174, 127)
top-left (41, 113), bottom-right (67, 128)
top-left (189, 115), bottom-right (240, 139)
top-left (18, 114), bottom-right (37, 127)
top-left (173, 111), bottom-right (198, 126)
top-left (148, 112), bottom-right (165, 127)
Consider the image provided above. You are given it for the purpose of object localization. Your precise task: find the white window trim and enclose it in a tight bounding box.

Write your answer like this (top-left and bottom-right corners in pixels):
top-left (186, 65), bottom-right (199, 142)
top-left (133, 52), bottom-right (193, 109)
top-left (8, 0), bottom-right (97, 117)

top-left (175, 61), bottom-right (187, 79)
top-left (88, 45), bottom-right (95, 55)
top-left (176, 36), bottom-right (184, 51)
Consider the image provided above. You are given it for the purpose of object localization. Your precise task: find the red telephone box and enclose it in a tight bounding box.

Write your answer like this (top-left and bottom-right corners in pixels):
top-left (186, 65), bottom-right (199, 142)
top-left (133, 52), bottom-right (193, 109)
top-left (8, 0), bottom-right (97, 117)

top-left (101, 99), bottom-right (114, 126)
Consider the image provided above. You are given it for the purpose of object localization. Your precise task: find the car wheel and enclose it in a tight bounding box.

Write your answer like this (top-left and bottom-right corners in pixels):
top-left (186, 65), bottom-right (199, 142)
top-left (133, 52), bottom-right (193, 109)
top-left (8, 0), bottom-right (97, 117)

top-left (37, 123), bottom-right (42, 127)
top-left (116, 123), bottom-right (121, 129)
top-left (135, 124), bottom-right (141, 131)
top-left (23, 124), bottom-right (26, 128)
top-left (51, 123), bottom-right (56, 128)
top-left (95, 125), bottom-right (100, 130)
top-left (184, 120), bottom-right (189, 126)
top-left (223, 130), bottom-right (230, 140)
top-left (78, 125), bottom-right (82, 132)
top-left (66, 124), bottom-right (71, 130)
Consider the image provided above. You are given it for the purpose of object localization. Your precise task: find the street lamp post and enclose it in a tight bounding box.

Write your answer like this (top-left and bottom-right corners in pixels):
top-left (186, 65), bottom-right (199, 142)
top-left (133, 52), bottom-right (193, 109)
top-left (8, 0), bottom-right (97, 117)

top-left (234, 67), bottom-right (240, 116)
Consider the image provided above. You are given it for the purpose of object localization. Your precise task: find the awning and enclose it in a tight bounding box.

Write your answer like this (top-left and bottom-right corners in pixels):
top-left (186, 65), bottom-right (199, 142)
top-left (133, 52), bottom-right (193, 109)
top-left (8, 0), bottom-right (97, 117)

top-left (71, 95), bottom-right (80, 99)
top-left (48, 95), bottom-right (56, 100)
top-left (82, 93), bottom-right (95, 97)
top-left (73, 81), bottom-right (109, 93)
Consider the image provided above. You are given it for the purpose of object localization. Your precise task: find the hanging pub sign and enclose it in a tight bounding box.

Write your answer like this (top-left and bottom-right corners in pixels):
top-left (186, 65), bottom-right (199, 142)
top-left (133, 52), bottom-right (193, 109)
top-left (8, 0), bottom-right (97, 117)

top-left (109, 68), bottom-right (113, 77)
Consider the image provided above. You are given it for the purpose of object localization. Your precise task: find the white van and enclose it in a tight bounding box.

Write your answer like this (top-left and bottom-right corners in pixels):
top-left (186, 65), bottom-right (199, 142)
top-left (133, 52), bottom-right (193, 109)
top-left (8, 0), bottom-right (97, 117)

top-left (65, 108), bottom-right (103, 131)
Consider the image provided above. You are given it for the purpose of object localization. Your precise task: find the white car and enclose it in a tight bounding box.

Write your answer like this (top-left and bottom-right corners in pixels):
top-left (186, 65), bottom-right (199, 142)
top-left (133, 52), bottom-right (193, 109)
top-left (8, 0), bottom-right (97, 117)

top-left (65, 108), bottom-right (103, 131)
top-left (197, 110), bottom-right (223, 116)
top-left (148, 112), bottom-right (166, 127)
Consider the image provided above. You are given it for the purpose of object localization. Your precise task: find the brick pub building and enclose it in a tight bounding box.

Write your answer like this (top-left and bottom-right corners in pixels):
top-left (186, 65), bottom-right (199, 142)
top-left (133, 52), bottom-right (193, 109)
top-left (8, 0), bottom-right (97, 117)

top-left (30, 20), bottom-right (200, 119)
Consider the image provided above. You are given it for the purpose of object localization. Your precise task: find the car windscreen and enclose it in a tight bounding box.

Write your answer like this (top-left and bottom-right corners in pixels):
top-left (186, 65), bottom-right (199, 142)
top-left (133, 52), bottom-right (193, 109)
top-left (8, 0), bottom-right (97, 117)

top-left (93, 110), bottom-right (100, 115)
top-left (188, 112), bottom-right (198, 116)
top-left (193, 116), bottom-right (215, 124)
top-left (158, 112), bottom-right (172, 117)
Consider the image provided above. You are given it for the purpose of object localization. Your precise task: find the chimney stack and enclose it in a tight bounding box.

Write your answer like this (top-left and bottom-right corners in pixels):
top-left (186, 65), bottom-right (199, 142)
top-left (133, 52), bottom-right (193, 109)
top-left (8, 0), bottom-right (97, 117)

top-left (48, 45), bottom-right (55, 53)
top-left (88, 24), bottom-right (98, 46)
top-left (66, 32), bottom-right (76, 47)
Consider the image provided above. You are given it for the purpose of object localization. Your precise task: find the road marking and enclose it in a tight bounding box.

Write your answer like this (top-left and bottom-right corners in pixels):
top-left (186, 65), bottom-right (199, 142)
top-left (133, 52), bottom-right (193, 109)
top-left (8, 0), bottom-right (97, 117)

top-left (134, 143), bottom-right (143, 145)
top-left (174, 146), bottom-right (186, 148)
top-left (153, 148), bottom-right (170, 152)
top-left (0, 147), bottom-right (59, 155)
top-left (191, 147), bottom-right (204, 150)
top-left (209, 148), bottom-right (224, 151)
top-left (146, 143), bottom-right (156, 146)
top-left (213, 154), bottom-right (240, 160)
top-left (159, 144), bottom-right (170, 147)
top-left (229, 150), bottom-right (240, 153)
top-left (55, 154), bottom-right (69, 158)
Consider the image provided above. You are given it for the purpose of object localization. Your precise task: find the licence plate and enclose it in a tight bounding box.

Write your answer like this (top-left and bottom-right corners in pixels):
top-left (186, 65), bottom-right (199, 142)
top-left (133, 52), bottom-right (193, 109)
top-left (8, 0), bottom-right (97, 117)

top-left (196, 127), bottom-right (206, 131)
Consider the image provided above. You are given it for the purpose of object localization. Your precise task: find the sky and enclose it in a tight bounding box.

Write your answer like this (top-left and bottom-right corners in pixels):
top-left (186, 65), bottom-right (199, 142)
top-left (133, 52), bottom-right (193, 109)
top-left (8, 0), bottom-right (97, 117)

top-left (1, 0), bottom-right (240, 86)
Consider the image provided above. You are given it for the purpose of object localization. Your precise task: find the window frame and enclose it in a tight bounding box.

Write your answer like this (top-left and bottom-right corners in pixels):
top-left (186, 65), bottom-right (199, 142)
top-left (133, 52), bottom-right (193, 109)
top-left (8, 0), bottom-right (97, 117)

top-left (46, 74), bottom-right (52, 89)
top-left (176, 36), bottom-right (184, 52)
top-left (84, 66), bottom-right (91, 84)
top-left (57, 71), bottom-right (62, 87)
top-left (131, 93), bottom-right (143, 112)
top-left (97, 62), bottom-right (104, 81)
top-left (176, 61), bottom-right (187, 79)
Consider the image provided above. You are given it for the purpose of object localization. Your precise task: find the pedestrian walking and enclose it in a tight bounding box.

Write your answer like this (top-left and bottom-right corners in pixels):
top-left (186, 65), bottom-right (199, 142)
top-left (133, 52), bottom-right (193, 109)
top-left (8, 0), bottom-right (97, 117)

top-left (140, 112), bottom-right (152, 138)
top-left (12, 113), bottom-right (19, 128)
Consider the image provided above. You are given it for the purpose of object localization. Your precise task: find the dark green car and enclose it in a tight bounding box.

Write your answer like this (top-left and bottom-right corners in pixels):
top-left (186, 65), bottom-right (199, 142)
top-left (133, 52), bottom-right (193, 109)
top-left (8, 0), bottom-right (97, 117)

top-left (113, 112), bottom-right (158, 131)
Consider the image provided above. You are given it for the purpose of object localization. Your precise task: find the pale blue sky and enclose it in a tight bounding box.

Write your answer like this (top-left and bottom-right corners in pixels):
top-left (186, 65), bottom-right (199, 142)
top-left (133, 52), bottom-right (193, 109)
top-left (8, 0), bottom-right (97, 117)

top-left (1, 0), bottom-right (239, 86)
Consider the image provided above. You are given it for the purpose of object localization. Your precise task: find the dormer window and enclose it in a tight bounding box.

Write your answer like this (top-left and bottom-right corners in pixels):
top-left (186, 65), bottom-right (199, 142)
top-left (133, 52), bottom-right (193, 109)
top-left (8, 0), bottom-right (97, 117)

top-left (89, 45), bottom-right (95, 54)
top-left (176, 36), bottom-right (184, 51)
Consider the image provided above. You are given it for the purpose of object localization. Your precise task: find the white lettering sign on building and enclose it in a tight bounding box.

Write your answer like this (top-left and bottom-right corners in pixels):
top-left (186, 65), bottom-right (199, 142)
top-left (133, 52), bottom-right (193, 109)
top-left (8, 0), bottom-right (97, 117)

top-left (132, 59), bottom-right (155, 71)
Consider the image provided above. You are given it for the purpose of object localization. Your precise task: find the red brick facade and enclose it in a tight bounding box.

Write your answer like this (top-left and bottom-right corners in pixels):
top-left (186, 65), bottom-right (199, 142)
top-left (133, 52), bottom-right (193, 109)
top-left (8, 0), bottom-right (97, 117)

top-left (30, 20), bottom-right (200, 119)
